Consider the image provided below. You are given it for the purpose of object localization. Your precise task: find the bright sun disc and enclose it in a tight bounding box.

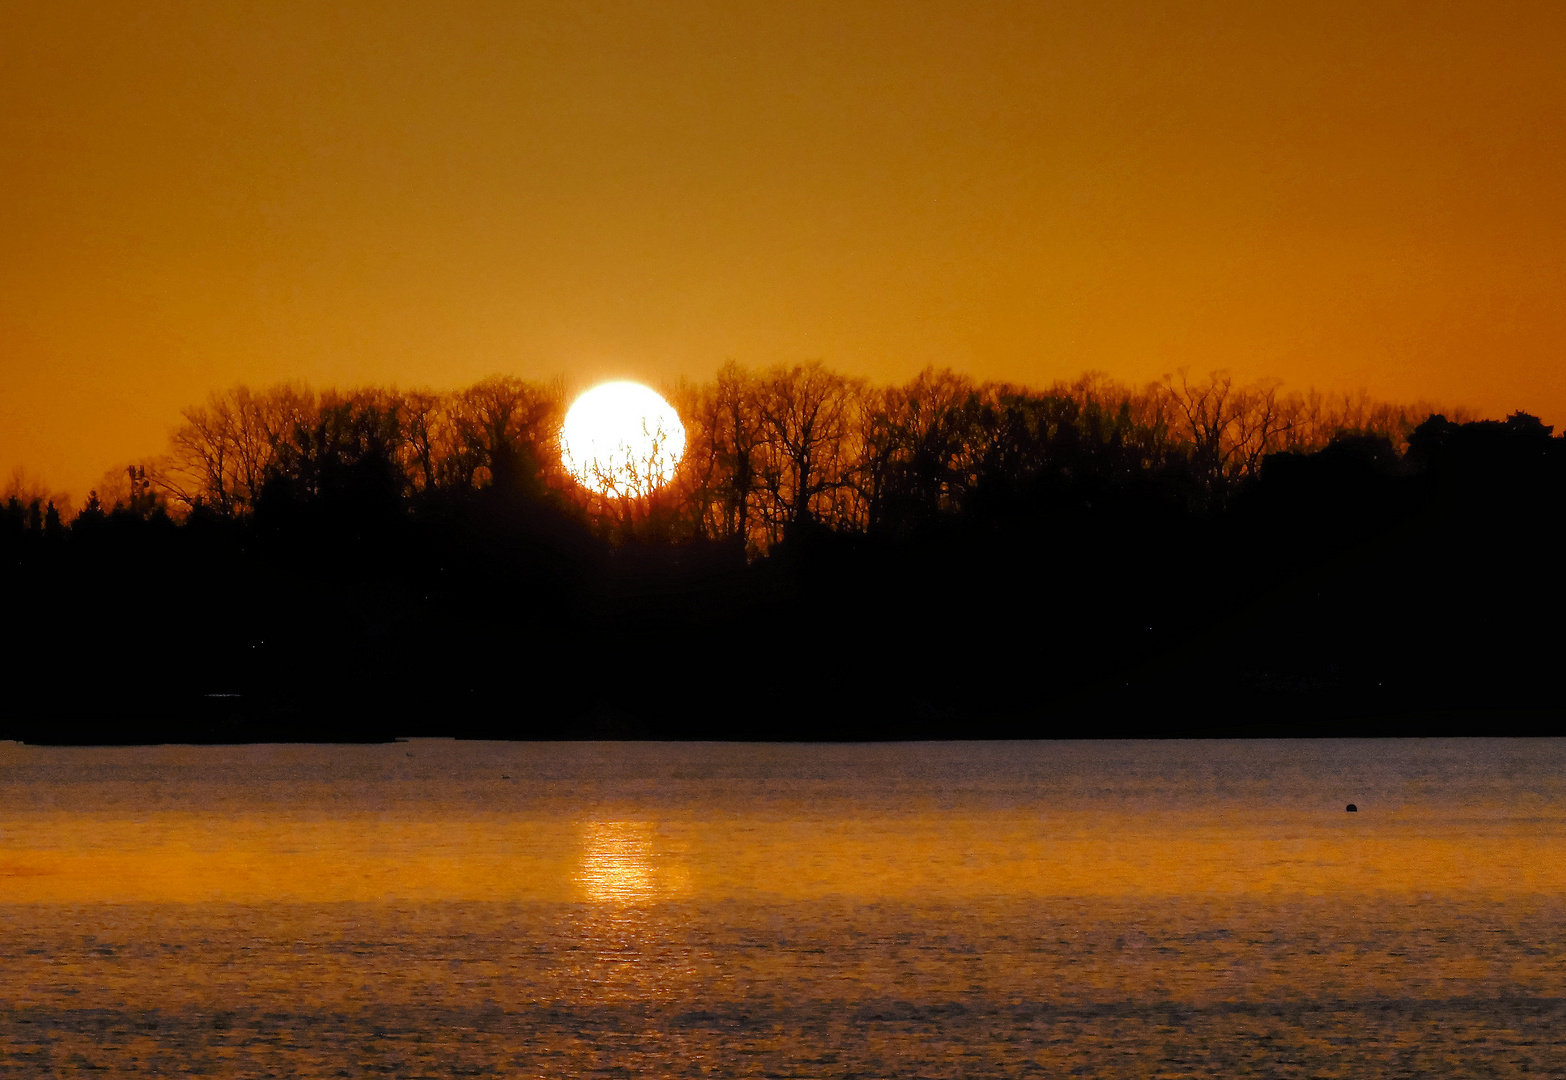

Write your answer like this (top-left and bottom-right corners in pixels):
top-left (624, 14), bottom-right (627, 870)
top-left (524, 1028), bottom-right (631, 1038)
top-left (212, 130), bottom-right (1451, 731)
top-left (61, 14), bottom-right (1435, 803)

top-left (561, 382), bottom-right (686, 498)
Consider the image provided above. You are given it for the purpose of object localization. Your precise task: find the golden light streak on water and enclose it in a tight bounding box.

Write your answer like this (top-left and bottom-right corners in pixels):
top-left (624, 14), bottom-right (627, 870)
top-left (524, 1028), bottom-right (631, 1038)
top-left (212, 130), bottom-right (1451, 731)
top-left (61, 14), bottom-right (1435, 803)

top-left (577, 821), bottom-right (659, 904)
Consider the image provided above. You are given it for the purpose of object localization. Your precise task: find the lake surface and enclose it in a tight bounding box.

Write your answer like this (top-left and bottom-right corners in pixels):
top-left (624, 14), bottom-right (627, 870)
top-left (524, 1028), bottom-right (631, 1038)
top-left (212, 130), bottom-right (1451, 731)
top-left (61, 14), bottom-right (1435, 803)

top-left (2, 738), bottom-right (1563, 1077)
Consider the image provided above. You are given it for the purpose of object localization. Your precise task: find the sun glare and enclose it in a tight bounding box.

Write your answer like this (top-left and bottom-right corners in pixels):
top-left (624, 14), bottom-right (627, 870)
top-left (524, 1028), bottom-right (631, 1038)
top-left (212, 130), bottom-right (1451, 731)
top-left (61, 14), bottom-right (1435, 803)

top-left (560, 382), bottom-right (686, 499)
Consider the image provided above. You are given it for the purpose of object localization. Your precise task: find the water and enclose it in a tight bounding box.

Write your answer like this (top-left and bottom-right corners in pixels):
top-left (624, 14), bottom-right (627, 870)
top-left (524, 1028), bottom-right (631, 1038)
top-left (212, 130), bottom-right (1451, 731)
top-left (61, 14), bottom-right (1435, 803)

top-left (2, 739), bottom-right (1562, 1077)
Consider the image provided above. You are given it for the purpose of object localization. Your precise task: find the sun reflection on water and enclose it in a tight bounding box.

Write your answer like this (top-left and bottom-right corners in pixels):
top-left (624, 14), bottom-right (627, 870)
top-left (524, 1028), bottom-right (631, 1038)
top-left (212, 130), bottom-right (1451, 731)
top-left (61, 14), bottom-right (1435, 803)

top-left (576, 820), bottom-right (666, 904)
top-left (569, 820), bottom-right (694, 1003)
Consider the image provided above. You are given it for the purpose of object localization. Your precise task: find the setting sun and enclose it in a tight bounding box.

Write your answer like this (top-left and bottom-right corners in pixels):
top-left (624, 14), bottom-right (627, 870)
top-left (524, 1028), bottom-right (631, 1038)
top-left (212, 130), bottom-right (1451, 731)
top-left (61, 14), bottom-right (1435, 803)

top-left (560, 382), bottom-right (686, 499)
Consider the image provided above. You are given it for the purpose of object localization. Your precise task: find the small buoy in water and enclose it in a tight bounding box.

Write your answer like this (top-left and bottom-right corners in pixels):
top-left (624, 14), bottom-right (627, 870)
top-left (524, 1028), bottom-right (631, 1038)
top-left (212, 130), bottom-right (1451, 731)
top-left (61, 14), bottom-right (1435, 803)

top-left (1346, 804), bottom-right (1358, 812)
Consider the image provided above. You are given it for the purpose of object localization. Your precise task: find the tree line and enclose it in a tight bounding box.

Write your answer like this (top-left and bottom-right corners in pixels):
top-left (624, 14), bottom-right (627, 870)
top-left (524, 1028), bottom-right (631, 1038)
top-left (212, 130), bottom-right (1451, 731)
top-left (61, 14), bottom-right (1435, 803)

top-left (8, 363), bottom-right (1473, 552)
top-left (2, 360), bottom-right (1559, 741)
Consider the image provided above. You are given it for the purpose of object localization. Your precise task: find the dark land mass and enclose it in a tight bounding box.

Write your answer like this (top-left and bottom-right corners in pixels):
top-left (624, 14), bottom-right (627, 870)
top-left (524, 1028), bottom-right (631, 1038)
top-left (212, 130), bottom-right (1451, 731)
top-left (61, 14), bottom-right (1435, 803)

top-left (3, 411), bottom-right (1562, 743)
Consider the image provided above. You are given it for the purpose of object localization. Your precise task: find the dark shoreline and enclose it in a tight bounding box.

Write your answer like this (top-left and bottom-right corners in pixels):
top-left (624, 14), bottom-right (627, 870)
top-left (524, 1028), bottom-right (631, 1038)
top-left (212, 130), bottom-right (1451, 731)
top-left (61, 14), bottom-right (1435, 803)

top-left (6, 410), bottom-right (1562, 747)
top-left (9, 704), bottom-right (1563, 746)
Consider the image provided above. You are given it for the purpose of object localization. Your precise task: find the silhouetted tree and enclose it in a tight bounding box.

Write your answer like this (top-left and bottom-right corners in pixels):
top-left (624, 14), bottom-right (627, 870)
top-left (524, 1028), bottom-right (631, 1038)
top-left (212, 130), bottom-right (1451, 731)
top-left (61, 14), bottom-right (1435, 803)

top-left (447, 376), bottom-right (560, 498)
top-left (74, 491), bottom-right (107, 529)
top-left (751, 362), bottom-right (861, 544)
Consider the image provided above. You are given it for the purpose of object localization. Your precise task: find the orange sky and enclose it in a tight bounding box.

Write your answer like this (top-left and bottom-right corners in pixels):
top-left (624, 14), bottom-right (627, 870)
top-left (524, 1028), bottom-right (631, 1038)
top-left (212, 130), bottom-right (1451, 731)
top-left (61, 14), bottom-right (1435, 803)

top-left (3, 0), bottom-right (1564, 499)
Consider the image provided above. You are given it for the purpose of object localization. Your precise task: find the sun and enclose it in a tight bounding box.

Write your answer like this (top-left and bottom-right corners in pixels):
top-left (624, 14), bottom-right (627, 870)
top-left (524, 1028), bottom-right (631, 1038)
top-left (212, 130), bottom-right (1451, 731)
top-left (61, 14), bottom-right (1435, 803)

top-left (560, 382), bottom-right (687, 499)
